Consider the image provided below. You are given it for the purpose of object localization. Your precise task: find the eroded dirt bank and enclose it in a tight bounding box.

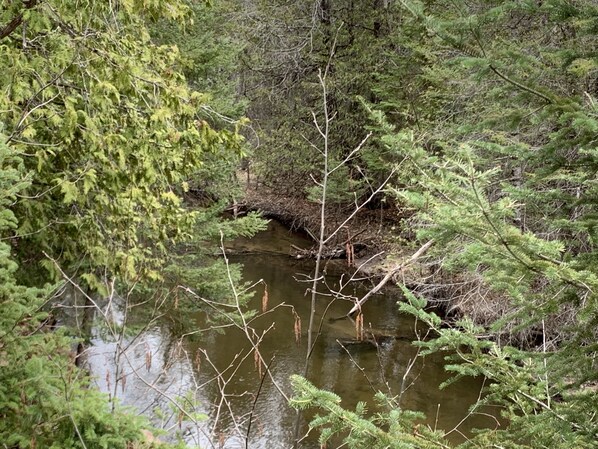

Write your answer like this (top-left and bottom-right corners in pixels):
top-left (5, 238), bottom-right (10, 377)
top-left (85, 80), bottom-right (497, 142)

top-left (237, 179), bottom-right (552, 347)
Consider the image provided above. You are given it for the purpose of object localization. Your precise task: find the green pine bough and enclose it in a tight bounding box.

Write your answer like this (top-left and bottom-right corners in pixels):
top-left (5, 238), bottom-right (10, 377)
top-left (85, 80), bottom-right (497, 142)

top-left (285, 1), bottom-right (598, 448)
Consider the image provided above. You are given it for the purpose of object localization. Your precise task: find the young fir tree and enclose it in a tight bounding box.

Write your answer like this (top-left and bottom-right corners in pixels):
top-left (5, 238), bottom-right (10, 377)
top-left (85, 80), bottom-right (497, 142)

top-left (291, 1), bottom-right (598, 447)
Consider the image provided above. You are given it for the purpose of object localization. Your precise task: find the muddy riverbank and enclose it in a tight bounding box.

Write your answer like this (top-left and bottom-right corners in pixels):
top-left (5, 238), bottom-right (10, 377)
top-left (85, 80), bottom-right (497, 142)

top-left (239, 182), bottom-right (517, 336)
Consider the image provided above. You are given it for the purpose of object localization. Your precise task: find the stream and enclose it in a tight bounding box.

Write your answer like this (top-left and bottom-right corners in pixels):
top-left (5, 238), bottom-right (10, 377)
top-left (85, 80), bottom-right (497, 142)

top-left (85, 220), bottom-right (501, 448)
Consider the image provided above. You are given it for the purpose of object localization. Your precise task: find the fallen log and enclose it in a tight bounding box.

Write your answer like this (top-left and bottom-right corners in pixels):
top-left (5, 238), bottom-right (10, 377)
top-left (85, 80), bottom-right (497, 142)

top-left (290, 243), bottom-right (366, 260)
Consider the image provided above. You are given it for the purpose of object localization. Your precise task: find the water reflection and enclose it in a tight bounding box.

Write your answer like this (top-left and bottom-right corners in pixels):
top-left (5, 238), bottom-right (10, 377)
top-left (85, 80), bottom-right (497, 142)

top-left (86, 220), bottom-right (501, 448)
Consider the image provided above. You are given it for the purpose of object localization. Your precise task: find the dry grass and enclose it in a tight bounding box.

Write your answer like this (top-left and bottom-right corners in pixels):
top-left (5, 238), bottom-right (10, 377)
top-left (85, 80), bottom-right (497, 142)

top-left (402, 264), bottom-right (581, 349)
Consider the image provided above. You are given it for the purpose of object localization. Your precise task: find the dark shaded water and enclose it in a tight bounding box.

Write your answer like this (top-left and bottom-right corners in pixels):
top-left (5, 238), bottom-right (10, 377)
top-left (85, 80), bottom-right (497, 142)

top-left (86, 221), bottom-right (501, 448)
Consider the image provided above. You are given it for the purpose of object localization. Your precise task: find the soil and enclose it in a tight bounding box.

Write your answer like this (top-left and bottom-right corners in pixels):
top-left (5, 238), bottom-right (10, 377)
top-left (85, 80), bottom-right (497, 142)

top-left (238, 174), bottom-right (409, 270)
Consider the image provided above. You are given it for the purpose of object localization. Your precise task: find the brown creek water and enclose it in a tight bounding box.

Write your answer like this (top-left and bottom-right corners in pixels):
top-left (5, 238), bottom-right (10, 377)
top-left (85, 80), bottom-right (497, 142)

top-left (85, 220), bottom-right (502, 448)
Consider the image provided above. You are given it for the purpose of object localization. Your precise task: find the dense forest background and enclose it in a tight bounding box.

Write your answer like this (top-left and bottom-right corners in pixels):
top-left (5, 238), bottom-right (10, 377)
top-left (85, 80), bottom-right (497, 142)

top-left (1, 0), bottom-right (597, 448)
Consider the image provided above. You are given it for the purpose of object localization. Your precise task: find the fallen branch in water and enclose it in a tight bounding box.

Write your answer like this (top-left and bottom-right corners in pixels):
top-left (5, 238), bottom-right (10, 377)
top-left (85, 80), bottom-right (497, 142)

top-left (346, 239), bottom-right (435, 317)
top-left (290, 243), bottom-right (367, 260)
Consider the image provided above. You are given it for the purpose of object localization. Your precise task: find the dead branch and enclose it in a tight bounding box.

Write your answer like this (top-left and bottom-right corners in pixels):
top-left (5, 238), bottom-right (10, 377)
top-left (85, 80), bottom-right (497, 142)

top-left (346, 239), bottom-right (434, 317)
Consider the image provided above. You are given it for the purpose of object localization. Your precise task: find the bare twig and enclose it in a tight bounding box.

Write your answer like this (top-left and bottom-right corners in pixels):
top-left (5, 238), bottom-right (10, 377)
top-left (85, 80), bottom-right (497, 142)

top-left (346, 239), bottom-right (434, 317)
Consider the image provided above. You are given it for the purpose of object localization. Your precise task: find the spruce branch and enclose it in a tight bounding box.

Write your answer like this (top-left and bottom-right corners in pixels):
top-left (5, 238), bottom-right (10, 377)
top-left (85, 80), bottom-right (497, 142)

top-left (397, 0), bottom-right (555, 104)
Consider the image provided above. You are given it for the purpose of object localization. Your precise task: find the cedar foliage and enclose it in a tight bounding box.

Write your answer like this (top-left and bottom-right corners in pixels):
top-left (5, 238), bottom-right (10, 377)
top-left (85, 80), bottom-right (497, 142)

top-left (1, 0), bottom-right (247, 286)
top-left (0, 0), bottom-right (260, 447)
top-left (0, 131), bottom-right (157, 448)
